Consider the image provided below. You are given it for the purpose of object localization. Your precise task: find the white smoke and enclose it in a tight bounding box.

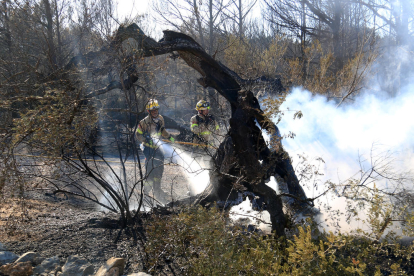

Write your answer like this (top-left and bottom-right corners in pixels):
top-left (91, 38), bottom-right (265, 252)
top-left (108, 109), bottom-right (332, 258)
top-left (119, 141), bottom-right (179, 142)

top-left (229, 197), bottom-right (272, 233)
top-left (274, 83), bottom-right (414, 233)
top-left (279, 86), bottom-right (414, 182)
top-left (98, 158), bottom-right (153, 212)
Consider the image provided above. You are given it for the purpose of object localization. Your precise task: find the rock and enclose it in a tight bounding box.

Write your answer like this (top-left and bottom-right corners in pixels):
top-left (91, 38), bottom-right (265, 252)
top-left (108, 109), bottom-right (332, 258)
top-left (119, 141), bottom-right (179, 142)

top-left (33, 256), bottom-right (46, 266)
top-left (0, 261), bottom-right (32, 276)
top-left (60, 255), bottom-right (94, 276)
top-left (0, 251), bottom-right (19, 265)
top-left (32, 256), bottom-right (60, 275)
top-left (100, 267), bottom-right (119, 276)
top-left (95, 257), bottom-right (125, 276)
top-left (14, 251), bottom-right (40, 265)
top-left (0, 242), bottom-right (6, 251)
top-left (126, 273), bottom-right (152, 276)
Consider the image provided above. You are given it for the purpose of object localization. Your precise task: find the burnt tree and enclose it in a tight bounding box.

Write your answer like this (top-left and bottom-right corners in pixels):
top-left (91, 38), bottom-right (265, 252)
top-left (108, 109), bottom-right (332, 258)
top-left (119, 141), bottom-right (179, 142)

top-left (63, 23), bottom-right (310, 235)
top-left (102, 24), bottom-right (309, 236)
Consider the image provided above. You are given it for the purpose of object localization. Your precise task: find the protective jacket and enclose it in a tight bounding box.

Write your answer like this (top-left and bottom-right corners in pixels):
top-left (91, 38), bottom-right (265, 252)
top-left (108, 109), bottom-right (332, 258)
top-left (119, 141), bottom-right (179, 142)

top-left (136, 115), bottom-right (171, 145)
top-left (190, 114), bottom-right (219, 145)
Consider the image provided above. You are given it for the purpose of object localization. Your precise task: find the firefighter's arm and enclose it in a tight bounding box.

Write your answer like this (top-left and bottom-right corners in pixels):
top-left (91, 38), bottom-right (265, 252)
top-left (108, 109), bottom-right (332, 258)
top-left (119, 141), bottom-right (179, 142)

top-left (160, 117), bottom-right (175, 142)
top-left (160, 127), bottom-right (174, 142)
top-left (135, 124), bottom-right (146, 144)
top-left (136, 123), bottom-right (156, 148)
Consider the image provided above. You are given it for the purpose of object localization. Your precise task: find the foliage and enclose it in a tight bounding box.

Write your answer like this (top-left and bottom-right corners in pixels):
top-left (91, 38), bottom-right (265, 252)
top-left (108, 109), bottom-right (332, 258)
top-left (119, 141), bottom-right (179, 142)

top-left (282, 38), bottom-right (378, 101)
top-left (11, 88), bottom-right (98, 156)
top-left (284, 40), bottom-right (336, 94)
top-left (224, 35), bottom-right (288, 79)
top-left (144, 206), bottom-right (413, 275)
top-left (145, 206), bottom-right (284, 275)
top-left (223, 33), bottom-right (378, 108)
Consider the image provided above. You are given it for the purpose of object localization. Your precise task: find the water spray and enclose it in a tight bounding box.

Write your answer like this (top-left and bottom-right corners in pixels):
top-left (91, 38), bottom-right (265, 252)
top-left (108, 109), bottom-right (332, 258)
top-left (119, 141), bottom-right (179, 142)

top-left (158, 138), bottom-right (211, 196)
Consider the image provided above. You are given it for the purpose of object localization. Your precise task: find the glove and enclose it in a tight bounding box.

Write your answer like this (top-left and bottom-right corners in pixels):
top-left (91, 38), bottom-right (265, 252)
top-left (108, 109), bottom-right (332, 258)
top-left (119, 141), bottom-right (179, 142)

top-left (144, 139), bottom-right (156, 148)
top-left (145, 143), bottom-right (157, 149)
top-left (169, 136), bottom-right (175, 143)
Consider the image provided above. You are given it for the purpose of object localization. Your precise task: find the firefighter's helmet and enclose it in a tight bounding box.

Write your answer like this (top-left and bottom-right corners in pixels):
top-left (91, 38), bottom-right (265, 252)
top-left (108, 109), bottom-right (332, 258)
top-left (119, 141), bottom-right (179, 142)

top-left (146, 99), bottom-right (160, 111)
top-left (195, 100), bottom-right (210, 111)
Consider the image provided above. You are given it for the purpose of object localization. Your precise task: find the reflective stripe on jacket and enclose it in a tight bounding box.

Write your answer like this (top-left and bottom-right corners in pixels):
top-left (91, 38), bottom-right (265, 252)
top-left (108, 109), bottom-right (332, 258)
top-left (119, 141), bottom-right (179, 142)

top-left (136, 115), bottom-right (170, 143)
top-left (190, 114), bottom-right (219, 144)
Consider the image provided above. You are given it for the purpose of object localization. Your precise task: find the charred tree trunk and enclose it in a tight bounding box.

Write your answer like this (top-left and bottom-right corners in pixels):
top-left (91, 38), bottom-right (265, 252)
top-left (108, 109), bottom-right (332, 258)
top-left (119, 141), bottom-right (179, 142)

top-left (43, 0), bottom-right (58, 69)
top-left (66, 24), bottom-right (310, 235)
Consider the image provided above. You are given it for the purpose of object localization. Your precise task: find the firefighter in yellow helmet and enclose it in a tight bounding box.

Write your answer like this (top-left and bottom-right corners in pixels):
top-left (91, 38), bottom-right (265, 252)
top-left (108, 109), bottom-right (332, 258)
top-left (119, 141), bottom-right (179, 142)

top-left (136, 99), bottom-right (175, 202)
top-left (190, 100), bottom-right (219, 146)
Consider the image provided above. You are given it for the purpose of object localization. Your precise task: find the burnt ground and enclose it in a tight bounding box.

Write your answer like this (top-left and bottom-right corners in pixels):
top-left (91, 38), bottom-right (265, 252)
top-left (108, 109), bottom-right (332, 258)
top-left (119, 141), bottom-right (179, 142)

top-left (0, 164), bottom-right (191, 275)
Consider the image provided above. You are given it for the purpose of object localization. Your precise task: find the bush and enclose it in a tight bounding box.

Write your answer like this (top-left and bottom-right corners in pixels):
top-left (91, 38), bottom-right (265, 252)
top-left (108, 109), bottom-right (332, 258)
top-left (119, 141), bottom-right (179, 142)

top-left (144, 206), bottom-right (413, 275)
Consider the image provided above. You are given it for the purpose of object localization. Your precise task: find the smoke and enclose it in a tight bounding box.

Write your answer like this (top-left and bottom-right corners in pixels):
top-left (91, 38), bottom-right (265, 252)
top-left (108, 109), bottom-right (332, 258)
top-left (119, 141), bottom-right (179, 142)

top-left (161, 141), bottom-right (279, 233)
top-left (229, 197), bottom-right (272, 233)
top-left (98, 160), bottom-right (153, 212)
top-left (273, 83), bottom-right (414, 233)
top-left (278, 85), bottom-right (414, 181)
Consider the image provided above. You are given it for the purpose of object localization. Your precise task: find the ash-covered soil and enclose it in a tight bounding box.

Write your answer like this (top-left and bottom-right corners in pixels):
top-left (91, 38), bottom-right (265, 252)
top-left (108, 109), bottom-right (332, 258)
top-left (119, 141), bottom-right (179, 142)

top-left (0, 165), bottom-right (192, 275)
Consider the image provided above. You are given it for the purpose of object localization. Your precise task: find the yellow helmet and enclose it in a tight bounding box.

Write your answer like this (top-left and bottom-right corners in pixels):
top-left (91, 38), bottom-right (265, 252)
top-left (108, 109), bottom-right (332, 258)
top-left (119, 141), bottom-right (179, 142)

top-left (146, 99), bottom-right (160, 111)
top-left (195, 100), bottom-right (210, 111)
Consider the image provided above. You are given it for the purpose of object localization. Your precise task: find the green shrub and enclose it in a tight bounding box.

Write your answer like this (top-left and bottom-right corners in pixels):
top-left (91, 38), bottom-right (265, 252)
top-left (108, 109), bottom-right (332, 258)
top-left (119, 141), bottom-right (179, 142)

top-left (144, 206), bottom-right (413, 275)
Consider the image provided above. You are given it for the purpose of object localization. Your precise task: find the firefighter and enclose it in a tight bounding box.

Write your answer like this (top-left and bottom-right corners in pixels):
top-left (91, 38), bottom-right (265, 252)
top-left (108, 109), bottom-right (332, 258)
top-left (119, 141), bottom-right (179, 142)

top-left (190, 100), bottom-right (219, 146)
top-left (136, 99), bottom-right (175, 202)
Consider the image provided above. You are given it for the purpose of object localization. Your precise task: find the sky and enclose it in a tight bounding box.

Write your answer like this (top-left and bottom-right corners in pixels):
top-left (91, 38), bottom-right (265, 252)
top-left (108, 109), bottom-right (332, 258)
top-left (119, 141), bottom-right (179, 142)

top-left (117, 0), bottom-right (149, 19)
top-left (115, 0), bottom-right (263, 37)
top-left (116, 0), bottom-right (171, 37)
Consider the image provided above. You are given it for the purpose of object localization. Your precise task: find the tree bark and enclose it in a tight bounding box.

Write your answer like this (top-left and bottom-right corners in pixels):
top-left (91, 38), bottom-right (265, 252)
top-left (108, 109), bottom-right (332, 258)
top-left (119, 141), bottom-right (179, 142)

top-left (43, 0), bottom-right (58, 69)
